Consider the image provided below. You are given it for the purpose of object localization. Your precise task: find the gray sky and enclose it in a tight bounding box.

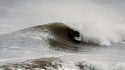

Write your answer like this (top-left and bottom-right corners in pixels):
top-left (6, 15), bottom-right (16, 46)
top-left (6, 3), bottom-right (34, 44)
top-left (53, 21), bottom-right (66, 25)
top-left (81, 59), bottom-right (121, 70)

top-left (0, 0), bottom-right (125, 34)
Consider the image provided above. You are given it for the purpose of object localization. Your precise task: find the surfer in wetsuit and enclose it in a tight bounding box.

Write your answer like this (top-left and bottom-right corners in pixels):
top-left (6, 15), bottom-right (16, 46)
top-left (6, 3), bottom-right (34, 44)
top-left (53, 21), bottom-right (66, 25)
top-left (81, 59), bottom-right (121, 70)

top-left (67, 29), bottom-right (81, 43)
top-left (47, 22), bottom-right (82, 44)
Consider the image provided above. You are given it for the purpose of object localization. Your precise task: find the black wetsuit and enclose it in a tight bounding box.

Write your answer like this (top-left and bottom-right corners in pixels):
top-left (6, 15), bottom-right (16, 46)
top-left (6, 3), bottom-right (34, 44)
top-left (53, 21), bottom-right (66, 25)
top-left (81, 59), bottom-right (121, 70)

top-left (67, 29), bottom-right (81, 43)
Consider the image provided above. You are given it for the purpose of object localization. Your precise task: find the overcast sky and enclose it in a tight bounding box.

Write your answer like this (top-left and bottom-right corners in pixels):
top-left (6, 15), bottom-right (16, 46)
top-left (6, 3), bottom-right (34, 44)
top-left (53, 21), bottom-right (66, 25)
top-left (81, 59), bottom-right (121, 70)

top-left (0, 0), bottom-right (125, 34)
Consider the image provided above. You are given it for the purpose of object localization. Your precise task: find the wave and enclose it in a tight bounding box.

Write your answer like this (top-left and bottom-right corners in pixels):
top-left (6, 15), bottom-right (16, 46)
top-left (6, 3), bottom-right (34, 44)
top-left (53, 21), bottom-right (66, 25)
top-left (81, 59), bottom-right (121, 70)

top-left (0, 22), bottom-right (84, 52)
top-left (9, 22), bottom-right (125, 47)
top-left (17, 22), bottom-right (99, 45)
top-left (27, 22), bottom-right (125, 46)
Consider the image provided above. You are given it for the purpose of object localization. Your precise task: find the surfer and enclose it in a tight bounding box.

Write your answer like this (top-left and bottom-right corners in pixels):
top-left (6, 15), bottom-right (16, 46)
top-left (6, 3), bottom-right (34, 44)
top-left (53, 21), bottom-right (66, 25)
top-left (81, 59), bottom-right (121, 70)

top-left (67, 28), bottom-right (82, 43)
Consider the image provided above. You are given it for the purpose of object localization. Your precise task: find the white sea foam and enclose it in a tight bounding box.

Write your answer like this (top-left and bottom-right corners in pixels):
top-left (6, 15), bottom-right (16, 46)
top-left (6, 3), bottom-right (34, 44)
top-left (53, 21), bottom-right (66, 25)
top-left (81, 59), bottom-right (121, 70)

top-left (76, 6), bottom-right (125, 46)
top-left (73, 2), bottom-right (125, 46)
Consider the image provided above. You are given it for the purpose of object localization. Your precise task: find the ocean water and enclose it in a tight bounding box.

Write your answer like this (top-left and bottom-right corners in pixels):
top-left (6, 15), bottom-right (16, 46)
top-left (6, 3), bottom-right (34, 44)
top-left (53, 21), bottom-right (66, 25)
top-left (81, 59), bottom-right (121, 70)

top-left (0, 0), bottom-right (125, 70)
top-left (0, 23), bottom-right (125, 70)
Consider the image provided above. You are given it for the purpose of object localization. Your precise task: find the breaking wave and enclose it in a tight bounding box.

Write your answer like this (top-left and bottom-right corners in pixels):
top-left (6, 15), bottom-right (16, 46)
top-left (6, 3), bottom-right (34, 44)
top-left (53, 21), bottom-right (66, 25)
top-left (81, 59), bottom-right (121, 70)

top-left (1, 0), bottom-right (125, 46)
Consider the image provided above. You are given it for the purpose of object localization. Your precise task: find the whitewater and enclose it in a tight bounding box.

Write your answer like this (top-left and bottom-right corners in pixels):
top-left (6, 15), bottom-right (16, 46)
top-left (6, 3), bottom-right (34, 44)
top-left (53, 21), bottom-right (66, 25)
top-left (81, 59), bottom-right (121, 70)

top-left (0, 0), bottom-right (125, 70)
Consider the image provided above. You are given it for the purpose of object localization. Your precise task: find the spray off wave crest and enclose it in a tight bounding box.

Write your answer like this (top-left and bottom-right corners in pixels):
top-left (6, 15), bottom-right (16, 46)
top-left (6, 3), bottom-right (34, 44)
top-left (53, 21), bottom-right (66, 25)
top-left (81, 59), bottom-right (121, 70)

top-left (77, 22), bottom-right (125, 46)
top-left (65, 2), bottom-right (125, 46)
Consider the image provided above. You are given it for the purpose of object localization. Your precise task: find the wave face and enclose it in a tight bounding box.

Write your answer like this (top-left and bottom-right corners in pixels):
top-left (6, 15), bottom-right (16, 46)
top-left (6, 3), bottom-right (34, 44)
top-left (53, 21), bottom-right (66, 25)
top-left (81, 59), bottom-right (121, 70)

top-left (0, 22), bottom-right (83, 64)
top-left (0, 23), bottom-right (125, 70)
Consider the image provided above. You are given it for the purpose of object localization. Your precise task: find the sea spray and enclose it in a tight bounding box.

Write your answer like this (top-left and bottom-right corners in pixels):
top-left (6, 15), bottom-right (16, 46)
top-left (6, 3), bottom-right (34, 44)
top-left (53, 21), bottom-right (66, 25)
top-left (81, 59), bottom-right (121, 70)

top-left (65, 2), bottom-right (125, 46)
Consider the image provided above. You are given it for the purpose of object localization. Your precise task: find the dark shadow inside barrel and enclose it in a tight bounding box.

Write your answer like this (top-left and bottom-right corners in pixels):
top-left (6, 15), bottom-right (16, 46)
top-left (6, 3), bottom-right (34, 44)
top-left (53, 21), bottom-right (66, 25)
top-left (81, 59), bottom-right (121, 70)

top-left (46, 22), bottom-right (81, 51)
top-left (47, 22), bottom-right (81, 43)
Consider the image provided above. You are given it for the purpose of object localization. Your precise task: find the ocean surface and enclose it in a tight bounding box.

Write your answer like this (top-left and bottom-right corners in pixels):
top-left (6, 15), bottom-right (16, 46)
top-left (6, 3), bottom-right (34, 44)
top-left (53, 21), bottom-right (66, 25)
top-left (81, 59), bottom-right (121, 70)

top-left (0, 23), bottom-right (125, 70)
top-left (0, 0), bottom-right (125, 70)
